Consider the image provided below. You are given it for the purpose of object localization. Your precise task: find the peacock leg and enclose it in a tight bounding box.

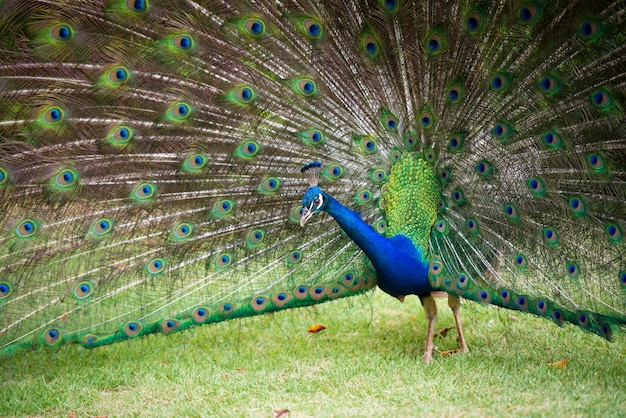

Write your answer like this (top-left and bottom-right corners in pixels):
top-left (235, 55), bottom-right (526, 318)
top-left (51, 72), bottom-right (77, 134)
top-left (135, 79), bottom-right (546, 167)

top-left (448, 295), bottom-right (469, 353)
top-left (419, 294), bottom-right (438, 363)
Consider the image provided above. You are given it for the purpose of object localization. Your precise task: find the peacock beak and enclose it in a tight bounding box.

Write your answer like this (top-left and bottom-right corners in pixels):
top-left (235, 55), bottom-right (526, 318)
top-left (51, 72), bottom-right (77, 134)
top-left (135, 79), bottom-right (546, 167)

top-left (300, 207), bottom-right (314, 227)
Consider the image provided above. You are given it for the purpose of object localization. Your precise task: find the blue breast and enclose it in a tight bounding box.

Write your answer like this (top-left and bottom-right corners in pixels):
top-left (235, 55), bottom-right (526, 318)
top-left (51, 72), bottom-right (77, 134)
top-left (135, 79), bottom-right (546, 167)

top-left (373, 234), bottom-right (432, 297)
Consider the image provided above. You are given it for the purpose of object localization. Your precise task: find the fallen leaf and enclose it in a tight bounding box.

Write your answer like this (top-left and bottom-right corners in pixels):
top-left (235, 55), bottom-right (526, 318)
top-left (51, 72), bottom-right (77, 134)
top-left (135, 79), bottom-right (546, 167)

top-left (68, 414), bottom-right (77, 418)
top-left (307, 324), bottom-right (326, 333)
top-left (437, 348), bottom-right (461, 356)
top-left (162, 360), bottom-right (168, 366)
top-left (237, 368), bottom-right (243, 372)
top-left (273, 409), bottom-right (290, 418)
top-left (547, 359), bottom-right (568, 369)
top-left (160, 399), bottom-right (170, 405)
top-left (434, 327), bottom-right (453, 338)
top-left (507, 315), bottom-right (520, 321)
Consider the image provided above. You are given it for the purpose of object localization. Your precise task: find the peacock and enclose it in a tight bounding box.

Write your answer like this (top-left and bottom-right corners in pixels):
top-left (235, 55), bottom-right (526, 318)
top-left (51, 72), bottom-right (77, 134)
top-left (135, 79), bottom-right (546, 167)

top-left (0, 0), bottom-right (624, 362)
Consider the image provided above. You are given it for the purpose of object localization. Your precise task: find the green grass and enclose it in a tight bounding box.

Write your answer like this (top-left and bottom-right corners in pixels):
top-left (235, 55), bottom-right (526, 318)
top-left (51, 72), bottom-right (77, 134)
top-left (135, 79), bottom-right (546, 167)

top-left (1, 290), bottom-right (625, 417)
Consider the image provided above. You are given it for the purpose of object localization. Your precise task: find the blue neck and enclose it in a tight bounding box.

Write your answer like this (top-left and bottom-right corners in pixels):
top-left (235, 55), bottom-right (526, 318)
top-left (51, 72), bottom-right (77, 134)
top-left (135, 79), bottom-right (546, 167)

top-left (324, 196), bottom-right (432, 297)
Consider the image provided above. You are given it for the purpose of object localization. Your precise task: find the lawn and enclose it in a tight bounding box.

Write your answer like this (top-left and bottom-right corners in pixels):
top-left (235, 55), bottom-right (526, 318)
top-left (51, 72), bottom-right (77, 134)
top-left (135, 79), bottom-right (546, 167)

top-left (1, 290), bottom-right (625, 417)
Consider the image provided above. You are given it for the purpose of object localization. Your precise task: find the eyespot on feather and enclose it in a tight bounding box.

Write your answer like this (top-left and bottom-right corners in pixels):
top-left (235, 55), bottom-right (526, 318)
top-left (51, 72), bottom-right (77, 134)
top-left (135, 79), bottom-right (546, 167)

top-left (518, 3), bottom-right (541, 23)
top-left (212, 199), bottom-right (235, 218)
top-left (475, 159), bottom-right (493, 178)
top-left (123, 321), bottom-right (142, 337)
top-left (538, 75), bottom-right (560, 95)
top-left (219, 303), bottom-right (235, 316)
top-left (124, 0), bottom-right (149, 15)
top-left (43, 328), bottom-right (61, 345)
top-left (301, 18), bottom-right (323, 40)
top-left (404, 132), bottom-right (417, 148)
top-left (322, 164), bottom-right (344, 180)
top-left (542, 227), bottom-right (559, 247)
top-left (166, 101), bottom-right (192, 121)
top-left (287, 250), bottom-right (303, 265)
top-left (293, 78), bottom-right (318, 97)
top-left (258, 176), bottom-right (281, 195)
top-left (295, 285), bottom-right (309, 300)
top-left (40, 106), bottom-right (65, 126)
top-left (131, 182), bottom-right (157, 202)
top-left (490, 73), bottom-right (510, 91)
top-left (492, 121), bottom-right (513, 141)
top-left (73, 281), bottom-right (94, 300)
top-left (170, 33), bottom-right (195, 52)
top-left (541, 130), bottom-right (563, 150)
top-left (181, 153), bottom-right (208, 173)
top-left (215, 253), bottom-right (233, 269)
top-left (106, 125), bottom-right (133, 146)
top-left (272, 292), bottom-right (291, 307)
top-left (235, 140), bottom-right (261, 160)
top-left (513, 253), bottom-right (527, 269)
top-left (527, 177), bottom-right (546, 197)
top-left (191, 307), bottom-right (209, 323)
top-left (299, 129), bottom-right (325, 146)
top-left (567, 196), bottom-right (586, 217)
top-left (590, 89), bottom-right (614, 110)
top-left (566, 262), bottom-right (580, 279)
top-left (160, 318), bottom-right (180, 334)
top-left (361, 34), bottom-right (380, 59)
top-left (246, 229), bottom-right (265, 248)
top-left (309, 286), bottom-right (327, 300)
top-left (146, 258), bottom-right (166, 275)
top-left (48, 23), bottom-right (74, 44)
top-left (90, 218), bottom-right (114, 237)
top-left (447, 134), bottom-right (464, 153)
top-left (243, 17), bottom-right (267, 38)
top-left (451, 188), bottom-right (466, 205)
top-left (422, 148), bottom-right (437, 163)
top-left (446, 83), bottom-right (464, 104)
top-left (464, 9), bottom-right (485, 34)
top-left (15, 219), bottom-right (38, 238)
top-left (476, 290), bottom-right (491, 304)
top-left (51, 168), bottom-right (79, 191)
top-left (424, 29), bottom-right (445, 56)
top-left (82, 334), bottom-right (98, 346)
top-left (0, 167), bottom-right (8, 187)
top-left (418, 108), bottom-right (435, 129)
top-left (503, 203), bottom-right (520, 222)
top-left (605, 223), bottom-right (623, 243)
top-left (354, 189), bottom-right (372, 205)
top-left (0, 282), bottom-right (12, 299)
top-left (578, 17), bottom-right (603, 42)
top-left (171, 222), bottom-right (193, 241)
top-left (105, 65), bottom-right (130, 87)
top-left (251, 296), bottom-right (268, 312)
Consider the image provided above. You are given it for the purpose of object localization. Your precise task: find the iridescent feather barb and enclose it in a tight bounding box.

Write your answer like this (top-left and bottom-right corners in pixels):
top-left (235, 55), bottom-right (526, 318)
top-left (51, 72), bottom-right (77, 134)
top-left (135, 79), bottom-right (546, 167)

top-left (0, 0), bottom-right (624, 357)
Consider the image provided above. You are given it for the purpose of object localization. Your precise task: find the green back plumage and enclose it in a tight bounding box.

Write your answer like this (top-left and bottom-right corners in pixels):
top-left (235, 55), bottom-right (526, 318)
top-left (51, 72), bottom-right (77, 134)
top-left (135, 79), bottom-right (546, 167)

top-left (0, 0), bottom-right (624, 356)
top-left (383, 154), bottom-right (439, 256)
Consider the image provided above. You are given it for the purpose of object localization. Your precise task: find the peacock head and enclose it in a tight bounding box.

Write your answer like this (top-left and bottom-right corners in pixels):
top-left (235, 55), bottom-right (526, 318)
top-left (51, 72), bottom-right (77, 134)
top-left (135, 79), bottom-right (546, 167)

top-left (300, 186), bottom-right (328, 226)
top-left (300, 161), bottom-right (326, 227)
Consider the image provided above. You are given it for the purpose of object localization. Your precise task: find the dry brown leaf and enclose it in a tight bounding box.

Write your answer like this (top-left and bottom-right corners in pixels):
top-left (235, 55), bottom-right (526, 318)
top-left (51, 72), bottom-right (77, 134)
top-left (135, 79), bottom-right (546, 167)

top-left (547, 359), bottom-right (568, 369)
top-left (434, 327), bottom-right (453, 338)
top-left (438, 348), bottom-right (461, 356)
top-left (307, 324), bottom-right (327, 333)
top-left (273, 409), bottom-right (290, 418)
